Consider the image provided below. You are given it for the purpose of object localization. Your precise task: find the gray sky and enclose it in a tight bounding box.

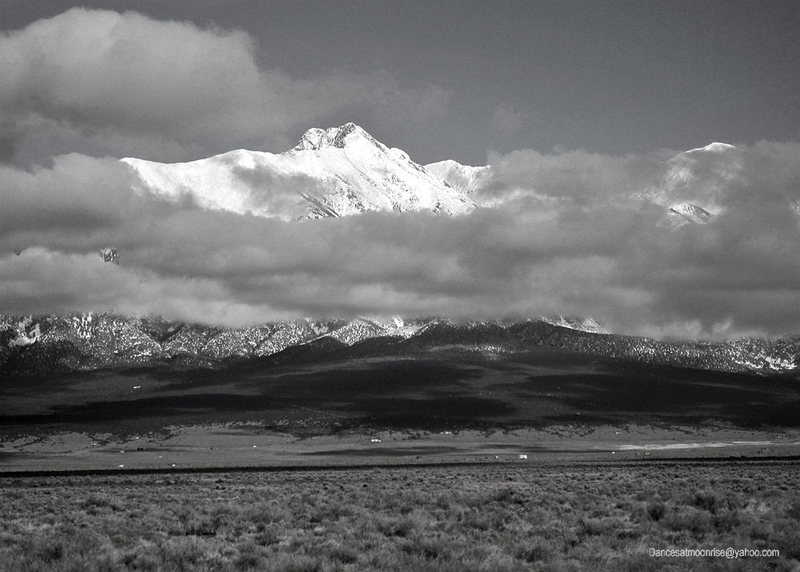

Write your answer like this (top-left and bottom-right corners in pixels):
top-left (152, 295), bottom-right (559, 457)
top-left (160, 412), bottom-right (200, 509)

top-left (2, 0), bottom-right (798, 164)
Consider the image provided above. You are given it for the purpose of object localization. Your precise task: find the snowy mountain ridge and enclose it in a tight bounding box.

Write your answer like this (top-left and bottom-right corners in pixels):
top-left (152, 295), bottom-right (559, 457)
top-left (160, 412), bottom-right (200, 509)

top-left (122, 123), bottom-right (474, 221)
top-left (2, 312), bottom-right (797, 377)
top-left (122, 125), bottom-right (749, 228)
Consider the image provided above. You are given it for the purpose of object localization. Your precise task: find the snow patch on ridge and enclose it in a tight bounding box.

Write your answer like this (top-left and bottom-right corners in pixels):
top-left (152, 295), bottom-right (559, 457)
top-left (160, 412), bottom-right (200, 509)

top-left (664, 202), bottom-right (714, 227)
top-left (541, 315), bottom-right (609, 334)
top-left (7, 316), bottom-right (41, 347)
top-left (735, 353), bottom-right (797, 372)
top-left (425, 159), bottom-right (492, 198)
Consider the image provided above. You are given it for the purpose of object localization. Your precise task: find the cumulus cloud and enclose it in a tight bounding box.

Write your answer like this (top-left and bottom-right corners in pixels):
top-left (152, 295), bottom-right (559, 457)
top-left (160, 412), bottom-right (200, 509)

top-left (617, 142), bottom-right (800, 337)
top-left (1, 141), bottom-right (798, 339)
top-left (482, 142), bottom-right (800, 337)
top-left (485, 148), bottom-right (665, 203)
top-left (0, 155), bottom-right (143, 238)
top-left (0, 8), bottom-right (450, 165)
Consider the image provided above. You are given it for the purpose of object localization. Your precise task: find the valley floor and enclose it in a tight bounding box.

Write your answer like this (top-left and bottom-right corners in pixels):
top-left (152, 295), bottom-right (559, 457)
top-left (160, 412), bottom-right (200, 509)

top-left (1, 459), bottom-right (798, 571)
top-left (2, 423), bottom-right (800, 473)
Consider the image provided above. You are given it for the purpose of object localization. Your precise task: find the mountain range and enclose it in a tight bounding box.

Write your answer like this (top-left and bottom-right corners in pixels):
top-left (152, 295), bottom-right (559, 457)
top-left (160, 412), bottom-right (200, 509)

top-left (1, 312), bottom-right (797, 378)
top-left (5, 124), bottom-right (796, 379)
top-left (122, 122), bottom-right (732, 224)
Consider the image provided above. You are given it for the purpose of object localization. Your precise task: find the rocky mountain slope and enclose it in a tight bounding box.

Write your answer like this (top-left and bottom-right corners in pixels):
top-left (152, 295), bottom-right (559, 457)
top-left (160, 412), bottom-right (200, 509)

top-left (5, 135), bottom-right (798, 380)
top-left (2, 313), bottom-right (796, 378)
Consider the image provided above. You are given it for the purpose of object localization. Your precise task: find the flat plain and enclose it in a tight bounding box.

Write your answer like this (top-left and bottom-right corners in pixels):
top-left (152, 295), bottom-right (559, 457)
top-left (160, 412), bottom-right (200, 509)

top-left (1, 460), bottom-right (799, 571)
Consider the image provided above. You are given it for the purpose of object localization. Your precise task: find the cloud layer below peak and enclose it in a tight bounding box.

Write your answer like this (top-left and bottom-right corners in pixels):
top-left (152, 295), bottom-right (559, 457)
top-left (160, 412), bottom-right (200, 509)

top-left (1, 141), bottom-right (799, 340)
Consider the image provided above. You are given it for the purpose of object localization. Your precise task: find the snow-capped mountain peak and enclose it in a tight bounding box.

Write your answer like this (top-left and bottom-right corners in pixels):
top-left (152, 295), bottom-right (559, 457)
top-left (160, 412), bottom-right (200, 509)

top-left (293, 122), bottom-right (381, 152)
top-left (120, 132), bottom-right (752, 228)
top-left (680, 141), bottom-right (736, 156)
top-left (122, 123), bottom-right (474, 221)
top-left (640, 141), bottom-right (740, 225)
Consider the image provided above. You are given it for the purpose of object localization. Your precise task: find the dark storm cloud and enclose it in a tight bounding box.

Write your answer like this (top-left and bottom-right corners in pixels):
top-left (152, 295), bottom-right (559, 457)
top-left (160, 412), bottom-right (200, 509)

top-left (0, 8), bottom-right (449, 165)
top-left (1, 143), bottom-right (798, 338)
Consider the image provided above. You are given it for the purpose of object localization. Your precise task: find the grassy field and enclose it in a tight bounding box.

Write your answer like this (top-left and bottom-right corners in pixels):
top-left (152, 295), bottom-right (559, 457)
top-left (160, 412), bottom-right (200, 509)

top-left (1, 460), bottom-right (798, 571)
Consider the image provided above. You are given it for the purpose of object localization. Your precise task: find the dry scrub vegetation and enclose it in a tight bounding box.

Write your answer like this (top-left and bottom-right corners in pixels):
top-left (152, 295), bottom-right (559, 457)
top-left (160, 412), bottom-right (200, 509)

top-left (1, 462), bottom-right (799, 571)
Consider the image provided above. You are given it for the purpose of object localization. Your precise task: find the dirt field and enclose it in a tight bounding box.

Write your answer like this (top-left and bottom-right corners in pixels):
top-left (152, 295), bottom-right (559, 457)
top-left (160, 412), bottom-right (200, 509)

top-left (3, 422), bottom-right (800, 472)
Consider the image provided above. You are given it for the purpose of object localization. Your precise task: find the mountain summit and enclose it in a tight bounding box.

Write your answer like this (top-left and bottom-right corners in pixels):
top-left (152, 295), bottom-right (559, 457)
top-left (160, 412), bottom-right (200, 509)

top-left (293, 122), bottom-right (381, 151)
top-left (641, 141), bottom-right (740, 226)
top-left (122, 123), bottom-right (474, 221)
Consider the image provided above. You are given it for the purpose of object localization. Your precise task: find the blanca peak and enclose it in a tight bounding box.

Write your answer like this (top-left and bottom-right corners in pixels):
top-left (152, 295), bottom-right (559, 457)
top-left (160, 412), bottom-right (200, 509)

top-left (122, 122), bottom-right (474, 220)
top-left (293, 123), bottom-right (383, 152)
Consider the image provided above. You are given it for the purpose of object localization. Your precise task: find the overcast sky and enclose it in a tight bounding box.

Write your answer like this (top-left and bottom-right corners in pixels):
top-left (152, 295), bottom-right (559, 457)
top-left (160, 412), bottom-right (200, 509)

top-left (2, 0), bottom-right (799, 164)
top-left (1, 2), bottom-right (798, 339)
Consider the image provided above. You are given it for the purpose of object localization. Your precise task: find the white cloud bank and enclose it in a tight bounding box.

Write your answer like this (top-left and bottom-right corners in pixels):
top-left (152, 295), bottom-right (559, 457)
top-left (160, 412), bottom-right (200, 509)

top-left (1, 142), bottom-right (799, 339)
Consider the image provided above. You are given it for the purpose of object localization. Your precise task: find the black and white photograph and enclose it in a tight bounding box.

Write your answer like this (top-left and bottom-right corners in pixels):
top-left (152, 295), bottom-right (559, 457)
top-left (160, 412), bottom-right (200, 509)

top-left (1, 0), bottom-right (799, 569)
